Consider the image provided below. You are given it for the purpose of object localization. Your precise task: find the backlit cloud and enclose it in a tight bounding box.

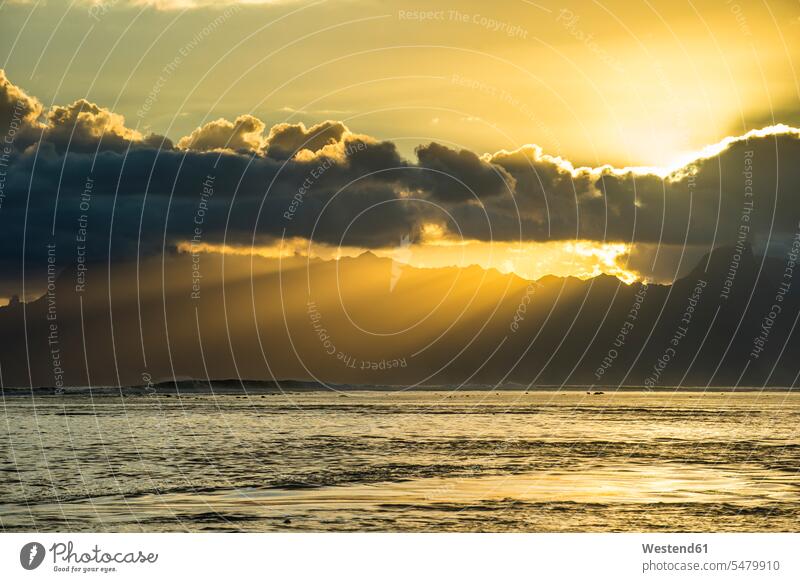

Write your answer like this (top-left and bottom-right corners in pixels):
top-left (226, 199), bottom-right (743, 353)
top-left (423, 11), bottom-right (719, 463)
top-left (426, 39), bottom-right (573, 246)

top-left (2, 68), bottom-right (799, 287)
top-left (264, 120), bottom-right (349, 161)
top-left (177, 114), bottom-right (266, 153)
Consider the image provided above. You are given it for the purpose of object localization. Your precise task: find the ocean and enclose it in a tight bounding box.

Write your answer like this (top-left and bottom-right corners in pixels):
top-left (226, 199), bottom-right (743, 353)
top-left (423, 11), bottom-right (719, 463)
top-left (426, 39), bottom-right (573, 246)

top-left (1, 390), bottom-right (798, 532)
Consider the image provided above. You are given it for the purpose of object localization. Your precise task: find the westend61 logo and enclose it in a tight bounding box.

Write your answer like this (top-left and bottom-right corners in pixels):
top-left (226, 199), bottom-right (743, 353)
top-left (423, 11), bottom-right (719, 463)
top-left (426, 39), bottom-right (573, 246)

top-left (19, 541), bottom-right (158, 574)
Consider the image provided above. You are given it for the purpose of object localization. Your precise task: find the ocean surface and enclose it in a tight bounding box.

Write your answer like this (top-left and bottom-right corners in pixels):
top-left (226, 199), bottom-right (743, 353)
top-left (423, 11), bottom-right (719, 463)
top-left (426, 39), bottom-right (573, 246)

top-left (1, 390), bottom-right (799, 532)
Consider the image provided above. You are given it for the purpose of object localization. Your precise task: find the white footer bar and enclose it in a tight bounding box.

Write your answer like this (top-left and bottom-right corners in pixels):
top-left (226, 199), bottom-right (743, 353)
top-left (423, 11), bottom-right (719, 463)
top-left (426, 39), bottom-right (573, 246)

top-left (1, 533), bottom-right (797, 581)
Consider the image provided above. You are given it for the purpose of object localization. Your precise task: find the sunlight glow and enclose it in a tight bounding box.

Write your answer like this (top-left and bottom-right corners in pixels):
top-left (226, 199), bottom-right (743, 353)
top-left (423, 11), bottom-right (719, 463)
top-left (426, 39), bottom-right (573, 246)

top-left (179, 238), bottom-right (640, 284)
top-left (491, 125), bottom-right (800, 180)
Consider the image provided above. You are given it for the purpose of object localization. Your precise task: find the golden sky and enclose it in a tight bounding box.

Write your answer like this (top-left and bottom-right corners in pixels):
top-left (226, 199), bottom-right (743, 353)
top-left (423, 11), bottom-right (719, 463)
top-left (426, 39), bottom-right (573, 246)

top-left (3, 0), bottom-right (798, 167)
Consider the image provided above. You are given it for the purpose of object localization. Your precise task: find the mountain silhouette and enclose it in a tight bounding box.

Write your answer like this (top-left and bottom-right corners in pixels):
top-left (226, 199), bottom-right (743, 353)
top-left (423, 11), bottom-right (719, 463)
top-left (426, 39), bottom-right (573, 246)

top-left (1, 245), bottom-right (798, 390)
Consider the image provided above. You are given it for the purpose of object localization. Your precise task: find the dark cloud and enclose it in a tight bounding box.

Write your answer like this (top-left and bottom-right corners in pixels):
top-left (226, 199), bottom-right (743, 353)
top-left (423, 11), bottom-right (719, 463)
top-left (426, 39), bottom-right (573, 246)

top-left (415, 142), bottom-right (516, 202)
top-left (479, 131), bottom-right (800, 251)
top-left (2, 68), bottom-right (800, 291)
top-left (0, 106), bottom-right (424, 280)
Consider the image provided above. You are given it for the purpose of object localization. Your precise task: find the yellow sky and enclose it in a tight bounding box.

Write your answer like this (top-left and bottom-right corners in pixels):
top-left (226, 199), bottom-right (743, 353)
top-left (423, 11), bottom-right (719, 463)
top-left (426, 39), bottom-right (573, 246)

top-left (3, 0), bottom-right (798, 168)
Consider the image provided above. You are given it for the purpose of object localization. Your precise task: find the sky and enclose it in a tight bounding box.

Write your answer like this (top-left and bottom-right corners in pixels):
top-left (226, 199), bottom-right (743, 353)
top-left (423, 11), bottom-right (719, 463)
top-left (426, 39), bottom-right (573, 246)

top-left (1, 0), bottom-right (800, 300)
top-left (2, 0), bottom-right (798, 166)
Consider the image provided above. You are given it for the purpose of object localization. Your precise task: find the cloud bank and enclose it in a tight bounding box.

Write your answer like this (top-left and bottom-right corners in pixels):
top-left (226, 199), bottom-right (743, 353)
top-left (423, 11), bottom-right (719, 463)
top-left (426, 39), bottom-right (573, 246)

top-left (2, 68), bottom-right (799, 289)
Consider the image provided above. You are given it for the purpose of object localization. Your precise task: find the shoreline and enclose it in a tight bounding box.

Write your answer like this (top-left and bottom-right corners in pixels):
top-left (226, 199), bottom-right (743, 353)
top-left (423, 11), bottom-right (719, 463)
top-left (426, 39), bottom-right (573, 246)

top-left (2, 382), bottom-right (799, 397)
